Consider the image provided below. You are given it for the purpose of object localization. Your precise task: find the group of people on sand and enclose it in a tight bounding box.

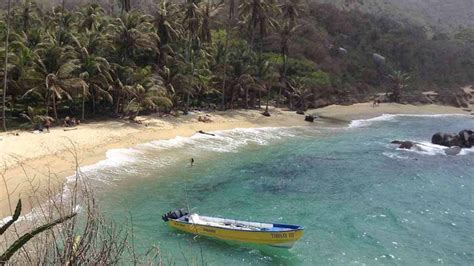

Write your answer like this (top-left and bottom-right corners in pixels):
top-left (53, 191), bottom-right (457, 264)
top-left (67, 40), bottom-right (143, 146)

top-left (33, 116), bottom-right (80, 133)
top-left (372, 98), bottom-right (382, 107)
top-left (34, 118), bottom-right (53, 133)
top-left (63, 116), bottom-right (80, 127)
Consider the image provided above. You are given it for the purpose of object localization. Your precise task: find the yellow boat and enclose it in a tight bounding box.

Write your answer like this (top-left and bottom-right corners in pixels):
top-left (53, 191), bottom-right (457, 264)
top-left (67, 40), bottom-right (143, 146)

top-left (162, 209), bottom-right (304, 248)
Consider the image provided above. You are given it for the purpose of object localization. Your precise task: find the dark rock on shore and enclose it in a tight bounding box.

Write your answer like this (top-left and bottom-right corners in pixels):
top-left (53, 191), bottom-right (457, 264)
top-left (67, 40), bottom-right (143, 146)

top-left (432, 130), bottom-right (474, 148)
top-left (305, 115), bottom-right (315, 122)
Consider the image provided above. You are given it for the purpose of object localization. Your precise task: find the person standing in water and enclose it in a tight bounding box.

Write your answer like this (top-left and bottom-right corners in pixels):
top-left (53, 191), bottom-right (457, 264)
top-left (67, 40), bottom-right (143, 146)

top-left (191, 158), bottom-right (195, 167)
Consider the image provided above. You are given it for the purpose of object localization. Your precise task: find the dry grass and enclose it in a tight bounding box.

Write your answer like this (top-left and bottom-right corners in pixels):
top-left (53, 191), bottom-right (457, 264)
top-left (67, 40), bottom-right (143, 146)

top-left (0, 142), bottom-right (163, 265)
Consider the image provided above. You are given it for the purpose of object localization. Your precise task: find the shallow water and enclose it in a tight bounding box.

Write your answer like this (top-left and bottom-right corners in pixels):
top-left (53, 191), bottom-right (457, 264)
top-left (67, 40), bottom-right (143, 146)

top-left (86, 115), bottom-right (473, 265)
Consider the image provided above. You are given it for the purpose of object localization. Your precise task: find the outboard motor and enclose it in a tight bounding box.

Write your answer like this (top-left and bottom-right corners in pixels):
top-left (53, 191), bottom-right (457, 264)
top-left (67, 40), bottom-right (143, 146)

top-left (162, 209), bottom-right (189, 222)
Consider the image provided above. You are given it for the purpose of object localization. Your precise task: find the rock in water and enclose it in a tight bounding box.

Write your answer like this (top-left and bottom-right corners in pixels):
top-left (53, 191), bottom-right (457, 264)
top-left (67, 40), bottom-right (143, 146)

top-left (399, 141), bottom-right (415, 149)
top-left (469, 134), bottom-right (474, 147)
top-left (459, 130), bottom-right (473, 148)
top-left (391, 140), bottom-right (415, 150)
top-left (432, 132), bottom-right (445, 146)
top-left (432, 130), bottom-right (474, 148)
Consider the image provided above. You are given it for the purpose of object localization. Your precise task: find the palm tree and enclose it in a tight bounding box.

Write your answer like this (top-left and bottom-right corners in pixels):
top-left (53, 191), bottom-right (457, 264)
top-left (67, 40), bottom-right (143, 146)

top-left (2, 0), bottom-right (12, 131)
top-left (126, 83), bottom-right (172, 117)
top-left (23, 36), bottom-right (78, 121)
top-left (71, 35), bottom-right (113, 119)
top-left (119, 0), bottom-right (132, 14)
top-left (239, 0), bottom-right (278, 49)
top-left (288, 78), bottom-right (312, 113)
top-left (199, 1), bottom-right (214, 44)
top-left (182, 0), bottom-right (203, 114)
top-left (220, 0), bottom-right (236, 110)
top-left (125, 66), bottom-right (173, 116)
top-left (388, 70), bottom-right (410, 103)
top-left (239, 0), bottom-right (277, 109)
top-left (76, 3), bottom-right (105, 32)
top-left (8, 40), bottom-right (38, 104)
top-left (152, 0), bottom-right (181, 68)
top-left (12, 0), bottom-right (42, 34)
top-left (109, 11), bottom-right (158, 65)
top-left (277, 0), bottom-right (302, 107)
top-left (109, 64), bottom-right (134, 115)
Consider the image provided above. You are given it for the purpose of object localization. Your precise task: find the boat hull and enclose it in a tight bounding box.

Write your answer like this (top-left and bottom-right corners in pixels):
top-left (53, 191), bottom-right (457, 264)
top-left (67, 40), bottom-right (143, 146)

top-left (167, 220), bottom-right (304, 248)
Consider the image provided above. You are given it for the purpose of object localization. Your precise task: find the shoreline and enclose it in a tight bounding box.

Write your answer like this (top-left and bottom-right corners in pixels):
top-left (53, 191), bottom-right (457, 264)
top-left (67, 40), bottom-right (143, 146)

top-left (0, 103), bottom-right (469, 218)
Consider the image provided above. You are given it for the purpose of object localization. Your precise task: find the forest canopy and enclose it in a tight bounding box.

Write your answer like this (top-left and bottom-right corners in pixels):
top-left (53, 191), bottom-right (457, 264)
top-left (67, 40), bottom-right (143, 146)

top-left (0, 0), bottom-right (472, 130)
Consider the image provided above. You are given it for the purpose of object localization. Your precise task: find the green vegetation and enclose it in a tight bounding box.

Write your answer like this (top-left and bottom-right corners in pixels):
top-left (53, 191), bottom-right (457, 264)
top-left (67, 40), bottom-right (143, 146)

top-left (0, 200), bottom-right (76, 264)
top-left (0, 0), bottom-right (472, 131)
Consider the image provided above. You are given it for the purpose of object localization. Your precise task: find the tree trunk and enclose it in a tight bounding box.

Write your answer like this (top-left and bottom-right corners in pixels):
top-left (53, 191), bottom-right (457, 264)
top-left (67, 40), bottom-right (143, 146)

top-left (81, 93), bottom-right (86, 121)
top-left (115, 92), bottom-right (121, 114)
top-left (277, 86), bottom-right (283, 108)
top-left (221, 1), bottom-right (235, 111)
top-left (52, 95), bottom-right (58, 121)
top-left (45, 91), bottom-right (50, 116)
top-left (184, 92), bottom-right (190, 115)
top-left (258, 90), bottom-right (262, 109)
top-left (91, 90), bottom-right (96, 114)
top-left (245, 87), bottom-right (249, 109)
top-left (265, 95), bottom-right (269, 113)
top-left (279, 53), bottom-right (288, 108)
top-left (221, 42), bottom-right (229, 111)
top-left (230, 91), bottom-right (235, 110)
top-left (1, 0), bottom-right (11, 131)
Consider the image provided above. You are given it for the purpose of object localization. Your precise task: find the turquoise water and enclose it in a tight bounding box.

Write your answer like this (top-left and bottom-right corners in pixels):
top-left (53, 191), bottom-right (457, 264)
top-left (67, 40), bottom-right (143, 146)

top-left (86, 115), bottom-right (474, 265)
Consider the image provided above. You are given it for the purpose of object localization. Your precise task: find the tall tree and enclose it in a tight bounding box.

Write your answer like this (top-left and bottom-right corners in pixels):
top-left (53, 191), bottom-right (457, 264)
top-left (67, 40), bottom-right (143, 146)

top-left (182, 0), bottom-right (202, 115)
top-left (239, 0), bottom-right (277, 108)
top-left (239, 0), bottom-right (277, 49)
top-left (277, 0), bottom-right (302, 107)
top-left (2, 0), bottom-right (12, 131)
top-left (388, 70), bottom-right (410, 103)
top-left (23, 37), bottom-right (78, 121)
top-left (220, 0), bottom-right (235, 110)
top-left (153, 0), bottom-right (181, 69)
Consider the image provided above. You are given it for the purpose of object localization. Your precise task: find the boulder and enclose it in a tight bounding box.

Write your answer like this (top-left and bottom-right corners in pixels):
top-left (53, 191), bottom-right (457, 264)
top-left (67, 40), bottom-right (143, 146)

top-left (391, 140), bottom-right (415, 150)
top-left (432, 132), bottom-right (446, 146)
top-left (469, 134), bottom-right (474, 146)
top-left (399, 141), bottom-right (415, 150)
top-left (432, 130), bottom-right (474, 148)
top-left (459, 130), bottom-right (473, 148)
top-left (305, 115), bottom-right (315, 122)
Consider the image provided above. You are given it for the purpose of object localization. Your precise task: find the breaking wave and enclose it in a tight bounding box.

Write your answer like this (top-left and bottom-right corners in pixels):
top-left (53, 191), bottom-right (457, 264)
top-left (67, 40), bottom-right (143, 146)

top-left (349, 113), bottom-right (470, 128)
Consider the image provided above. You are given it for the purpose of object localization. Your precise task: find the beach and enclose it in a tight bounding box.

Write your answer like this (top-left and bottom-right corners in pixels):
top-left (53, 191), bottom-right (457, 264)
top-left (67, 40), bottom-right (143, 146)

top-left (0, 103), bottom-right (468, 219)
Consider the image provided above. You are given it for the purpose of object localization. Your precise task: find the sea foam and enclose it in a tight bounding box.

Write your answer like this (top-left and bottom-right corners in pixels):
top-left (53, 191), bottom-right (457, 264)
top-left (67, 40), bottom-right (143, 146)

top-left (349, 113), bottom-right (470, 128)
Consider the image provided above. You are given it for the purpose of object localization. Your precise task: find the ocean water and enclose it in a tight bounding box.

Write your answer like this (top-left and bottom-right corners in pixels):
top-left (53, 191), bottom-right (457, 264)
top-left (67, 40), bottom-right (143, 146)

top-left (85, 115), bottom-right (473, 265)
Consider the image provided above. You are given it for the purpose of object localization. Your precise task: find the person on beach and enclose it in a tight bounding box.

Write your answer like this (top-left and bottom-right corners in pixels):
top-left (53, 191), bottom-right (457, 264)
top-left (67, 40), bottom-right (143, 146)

top-left (44, 118), bottom-right (52, 133)
top-left (191, 158), bottom-right (195, 167)
top-left (64, 116), bottom-right (71, 127)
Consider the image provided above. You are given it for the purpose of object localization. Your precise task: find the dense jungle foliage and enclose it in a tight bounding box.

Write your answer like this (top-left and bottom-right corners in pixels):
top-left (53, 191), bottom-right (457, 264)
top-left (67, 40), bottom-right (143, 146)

top-left (0, 0), bottom-right (472, 130)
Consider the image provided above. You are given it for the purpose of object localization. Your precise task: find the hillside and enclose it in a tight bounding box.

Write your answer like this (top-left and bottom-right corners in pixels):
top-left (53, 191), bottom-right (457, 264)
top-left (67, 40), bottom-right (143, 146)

top-left (316, 0), bottom-right (474, 34)
top-left (0, 0), bottom-right (472, 132)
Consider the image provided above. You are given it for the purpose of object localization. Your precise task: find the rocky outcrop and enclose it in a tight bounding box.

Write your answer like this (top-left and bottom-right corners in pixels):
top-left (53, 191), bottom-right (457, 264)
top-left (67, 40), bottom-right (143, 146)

top-left (432, 130), bottom-right (474, 148)
top-left (391, 140), bottom-right (415, 149)
top-left (305, 115), bottom-right (315, 122)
